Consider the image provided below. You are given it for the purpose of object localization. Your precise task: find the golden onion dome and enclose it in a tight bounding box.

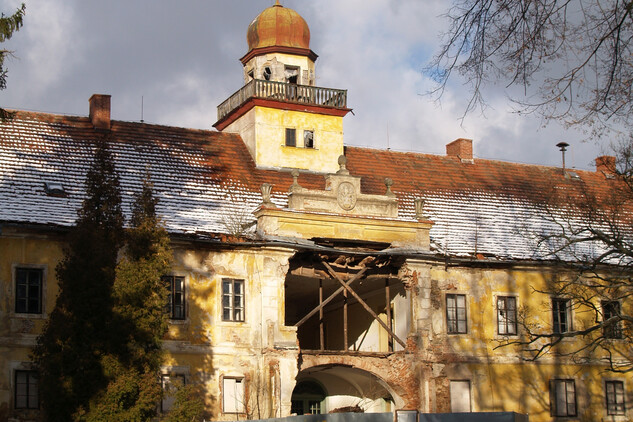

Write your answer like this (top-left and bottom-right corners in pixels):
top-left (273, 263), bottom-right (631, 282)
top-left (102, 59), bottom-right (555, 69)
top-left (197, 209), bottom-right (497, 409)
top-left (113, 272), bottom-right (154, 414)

top-left (247, 1), bottom-right (310, 51)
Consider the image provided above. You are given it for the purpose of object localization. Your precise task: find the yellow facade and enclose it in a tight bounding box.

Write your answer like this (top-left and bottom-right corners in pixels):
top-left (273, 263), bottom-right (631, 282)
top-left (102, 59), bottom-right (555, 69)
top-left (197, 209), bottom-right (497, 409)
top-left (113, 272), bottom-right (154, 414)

top-left (404, 260), bottom-right (632, 421)
top-left (224, 105), bottom-right (344, 173)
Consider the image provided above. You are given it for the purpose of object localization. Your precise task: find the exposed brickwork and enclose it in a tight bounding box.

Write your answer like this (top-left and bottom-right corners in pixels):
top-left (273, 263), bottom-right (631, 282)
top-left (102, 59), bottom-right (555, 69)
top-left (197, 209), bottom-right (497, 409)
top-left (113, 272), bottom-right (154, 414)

top-left (299, 352), bottom-right (421, 410)
top-left (445, 138), bottom-right (473, 161)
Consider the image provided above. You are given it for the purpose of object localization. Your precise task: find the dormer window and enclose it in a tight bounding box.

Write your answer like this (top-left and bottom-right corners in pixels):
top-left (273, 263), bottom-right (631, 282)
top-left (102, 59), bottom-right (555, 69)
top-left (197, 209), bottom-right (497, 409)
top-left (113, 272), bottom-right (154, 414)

top-left (43, 182), bottom-right (66, 197)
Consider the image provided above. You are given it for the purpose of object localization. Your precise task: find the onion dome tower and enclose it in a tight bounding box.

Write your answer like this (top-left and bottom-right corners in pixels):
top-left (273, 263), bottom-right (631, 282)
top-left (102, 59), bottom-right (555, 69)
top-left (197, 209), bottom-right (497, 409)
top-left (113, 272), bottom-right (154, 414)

top-left (214, 1), bottom-right (351, 173)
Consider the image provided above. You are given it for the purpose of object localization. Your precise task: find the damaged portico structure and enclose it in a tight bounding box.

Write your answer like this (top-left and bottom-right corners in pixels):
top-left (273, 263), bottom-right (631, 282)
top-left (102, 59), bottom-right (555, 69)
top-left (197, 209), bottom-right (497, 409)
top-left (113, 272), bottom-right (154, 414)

top-left (0, 2), bottom-right (631, 422)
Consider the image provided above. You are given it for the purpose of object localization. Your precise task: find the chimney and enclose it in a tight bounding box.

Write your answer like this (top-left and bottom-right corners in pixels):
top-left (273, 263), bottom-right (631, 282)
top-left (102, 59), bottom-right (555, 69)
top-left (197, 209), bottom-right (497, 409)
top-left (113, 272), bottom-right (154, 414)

top-left (446, 138), bottom-right (473, 163)
top-left (595, 155), bottom-right (616, 177)
top-left (89, 94), bottom-right (111, 130)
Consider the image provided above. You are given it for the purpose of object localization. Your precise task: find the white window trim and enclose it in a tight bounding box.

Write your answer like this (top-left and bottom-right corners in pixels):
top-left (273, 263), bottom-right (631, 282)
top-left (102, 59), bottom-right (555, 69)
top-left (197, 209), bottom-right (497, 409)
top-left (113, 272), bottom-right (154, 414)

top-left (493, 293), bottom-right (520, 338)
top-left (219, 278), bottom-right (247, 325)
top-left (444, 292), bottom-right (469, 335)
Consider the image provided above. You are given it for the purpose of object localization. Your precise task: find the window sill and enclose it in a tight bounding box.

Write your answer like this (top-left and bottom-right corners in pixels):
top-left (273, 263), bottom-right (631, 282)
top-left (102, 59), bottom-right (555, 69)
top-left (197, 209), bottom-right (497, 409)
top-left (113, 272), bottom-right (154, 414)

top-left (10, 312), bottom-right (46, 319)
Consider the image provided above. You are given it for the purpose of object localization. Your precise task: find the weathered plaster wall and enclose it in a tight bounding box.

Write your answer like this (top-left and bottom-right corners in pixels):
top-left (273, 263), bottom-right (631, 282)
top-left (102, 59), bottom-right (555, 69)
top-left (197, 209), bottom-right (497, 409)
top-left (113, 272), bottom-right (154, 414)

top-left (243, 53), bottom-right (316, 85)
top-left (404, 259), bottom-right (632, 421)
top-left (0, 230), bottom-right (65, 421)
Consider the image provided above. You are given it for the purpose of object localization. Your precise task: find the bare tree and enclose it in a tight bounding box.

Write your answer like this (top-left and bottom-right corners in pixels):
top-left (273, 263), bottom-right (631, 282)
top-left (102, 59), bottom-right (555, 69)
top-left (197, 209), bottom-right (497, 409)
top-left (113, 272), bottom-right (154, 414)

top-left (429, 0), bottom-right (633, 137)
top-left (499, 145), bottom-right (633, 372)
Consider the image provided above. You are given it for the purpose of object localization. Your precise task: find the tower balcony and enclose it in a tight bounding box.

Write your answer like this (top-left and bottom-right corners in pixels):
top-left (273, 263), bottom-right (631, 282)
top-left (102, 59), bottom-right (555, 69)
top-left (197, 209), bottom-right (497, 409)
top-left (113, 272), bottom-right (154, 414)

top-left (216, 79), bottom-right (348, 123)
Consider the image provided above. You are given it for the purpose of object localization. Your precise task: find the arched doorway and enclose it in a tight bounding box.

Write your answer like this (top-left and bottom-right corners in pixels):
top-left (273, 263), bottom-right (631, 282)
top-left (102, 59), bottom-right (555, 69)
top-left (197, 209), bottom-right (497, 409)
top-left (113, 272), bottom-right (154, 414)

top-left (291, 380), bottom-right (327, 415)
top-left (293, 365), bottom-right (396, 414)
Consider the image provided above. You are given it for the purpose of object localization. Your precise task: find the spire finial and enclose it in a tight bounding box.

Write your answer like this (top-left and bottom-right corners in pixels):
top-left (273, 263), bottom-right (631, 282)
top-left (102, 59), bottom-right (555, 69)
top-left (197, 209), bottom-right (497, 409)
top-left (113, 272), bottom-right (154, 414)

top-left (275, 0), bottom-right (281, 6)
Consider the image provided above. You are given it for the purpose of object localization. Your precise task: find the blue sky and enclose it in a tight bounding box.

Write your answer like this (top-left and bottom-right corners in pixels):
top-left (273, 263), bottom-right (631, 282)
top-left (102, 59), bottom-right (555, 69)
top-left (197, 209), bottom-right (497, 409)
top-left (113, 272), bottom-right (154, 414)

top-left (2, 0), bottom-right (606, 170)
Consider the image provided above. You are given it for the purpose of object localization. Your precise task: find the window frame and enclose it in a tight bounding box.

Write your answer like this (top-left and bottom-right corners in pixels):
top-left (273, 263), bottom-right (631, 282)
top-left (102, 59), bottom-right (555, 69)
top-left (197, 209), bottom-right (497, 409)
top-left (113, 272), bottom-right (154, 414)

top-left (605, 380), bottom-right (626, 416)
top-left (14, 369), bottom-right (38, 410)
top-left (602, 300), bottom-right (623, 339)
top-left (496, 295), bottom-right (518, 336)
top-left (446, 294), bottom-right (467, 334)
top-left (285, 128), bottom-right (297, 147)
top-left (552, 297), bottom-right (572, 334)
top-left (303, 130), bottom-right (315, 149)
top-left (161, 373), bottom-right (186, 413)
top-left (550, 379), bottom-right (577, 417)
top-left (222, 278), bottom-right (245, 322)
top-left (163, 275), bottom-right (186, 321)
top-left (14, 266), bottom-right (44, 315)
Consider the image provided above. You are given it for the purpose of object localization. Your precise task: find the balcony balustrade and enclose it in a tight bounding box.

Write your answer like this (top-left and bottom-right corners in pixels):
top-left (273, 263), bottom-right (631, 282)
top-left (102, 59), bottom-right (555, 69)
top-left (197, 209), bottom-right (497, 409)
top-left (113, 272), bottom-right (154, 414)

top-left (217, 79), bottom-right (347, 121)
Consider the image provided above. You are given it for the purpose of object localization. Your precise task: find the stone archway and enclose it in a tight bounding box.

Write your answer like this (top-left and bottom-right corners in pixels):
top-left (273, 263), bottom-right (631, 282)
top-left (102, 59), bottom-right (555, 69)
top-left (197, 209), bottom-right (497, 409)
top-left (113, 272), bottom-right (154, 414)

top-left (294, 364), bottom-right (401, 414)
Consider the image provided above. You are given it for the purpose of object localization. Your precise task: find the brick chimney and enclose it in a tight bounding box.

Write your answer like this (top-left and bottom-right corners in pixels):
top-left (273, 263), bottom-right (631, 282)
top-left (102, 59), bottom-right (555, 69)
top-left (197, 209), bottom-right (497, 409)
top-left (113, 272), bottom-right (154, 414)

top-left (595, 155), bottom-right (616, 176)
top-left (89, 94), bottom-right (111, 130)
top-left (446, 138), bottom-right (473, 163)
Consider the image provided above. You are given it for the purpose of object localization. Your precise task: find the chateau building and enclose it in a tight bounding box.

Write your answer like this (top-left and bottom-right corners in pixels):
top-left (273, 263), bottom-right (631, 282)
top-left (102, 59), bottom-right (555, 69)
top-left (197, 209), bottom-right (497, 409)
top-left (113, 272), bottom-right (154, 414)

top-left (0, 3), bottom-right (630, 421)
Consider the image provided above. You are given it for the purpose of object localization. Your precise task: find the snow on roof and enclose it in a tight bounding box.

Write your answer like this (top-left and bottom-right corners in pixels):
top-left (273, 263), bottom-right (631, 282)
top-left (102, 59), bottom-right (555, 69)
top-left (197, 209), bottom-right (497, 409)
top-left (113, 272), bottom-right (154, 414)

top-left (0, 111), bottom-right (624, 260)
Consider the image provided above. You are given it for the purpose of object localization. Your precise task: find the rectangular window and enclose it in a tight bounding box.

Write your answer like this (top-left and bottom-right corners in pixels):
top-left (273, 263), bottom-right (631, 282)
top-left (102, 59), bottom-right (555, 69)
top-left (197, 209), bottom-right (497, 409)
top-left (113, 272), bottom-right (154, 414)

top-left (163, 276), bottom-right (185, 320)
top-left (304, 130), bottom-right (314, 148)
top-left (450, 380), bottom-right (471, 413)
top-left (606, 380), bottom-right (626, 415)
top-left (497, 296), bottom-right (517, 335)
top-left (15, 268), bottom-right (42, 314)
top-left (15, 370), bottom-right (38, 410)
top-left (285, 128), bottom-right (296, 147)
top-left (161, 374), bottom-right (185, 412)
top-left (550, 379), bottom-right (577, 417)
top-left (446, 294), bottom-right (467, 334)
top-left (603, 301), bottom-right (623, 339)
top-left (223, 377), bottom-right (245, 413)
top-left (552, 298), bottom-right (571, 334)
top-left (222, 279), bottom-right (245, 322)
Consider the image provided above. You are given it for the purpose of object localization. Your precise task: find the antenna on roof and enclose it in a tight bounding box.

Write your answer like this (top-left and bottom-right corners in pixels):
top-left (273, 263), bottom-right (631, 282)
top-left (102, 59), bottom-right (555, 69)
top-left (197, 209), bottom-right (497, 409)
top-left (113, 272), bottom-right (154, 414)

top-left (140, 96), bottom-right (144, 123)
top-left (556, 141), bottom-right (569, 174)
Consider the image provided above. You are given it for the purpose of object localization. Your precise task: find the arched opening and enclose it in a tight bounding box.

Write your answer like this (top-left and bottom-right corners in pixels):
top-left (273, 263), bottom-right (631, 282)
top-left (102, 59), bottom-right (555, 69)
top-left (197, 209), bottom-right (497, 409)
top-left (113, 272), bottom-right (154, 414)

top-left (293, 365), bottom-right (397, 414)
top-left (291, 380), bottom-right (326, 415)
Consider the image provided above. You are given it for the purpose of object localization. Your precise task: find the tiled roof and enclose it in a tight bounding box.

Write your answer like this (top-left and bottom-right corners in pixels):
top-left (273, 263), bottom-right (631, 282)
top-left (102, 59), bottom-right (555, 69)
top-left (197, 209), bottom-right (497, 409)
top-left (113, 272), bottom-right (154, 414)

top-left (0, 111), bottom-right (623, 260)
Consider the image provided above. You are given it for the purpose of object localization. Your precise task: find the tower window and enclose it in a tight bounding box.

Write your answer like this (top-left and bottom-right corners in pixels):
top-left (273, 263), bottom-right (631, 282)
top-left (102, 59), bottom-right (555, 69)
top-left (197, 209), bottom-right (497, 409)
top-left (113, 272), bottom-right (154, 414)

top-left (285, 128), bottom-right (296, 147)
top-left (263, 67), bottom-right (272, 81)
top-left (285, 66), bottom-right (299, 84)
top-left (304, 130), bottom-right (314, 148)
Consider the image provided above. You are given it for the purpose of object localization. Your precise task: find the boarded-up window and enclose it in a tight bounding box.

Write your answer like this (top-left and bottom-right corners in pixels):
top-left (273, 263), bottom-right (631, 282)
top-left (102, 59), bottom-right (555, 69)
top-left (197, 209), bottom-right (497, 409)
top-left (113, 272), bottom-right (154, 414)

top-left (285, 128), bottom-right (296, 147)
top-left (450, 380), bottom-right (471, 412)
top-left (223, 377), bottom-right (245, 413)
top-left (161, 374), bottom-right (185, 412)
